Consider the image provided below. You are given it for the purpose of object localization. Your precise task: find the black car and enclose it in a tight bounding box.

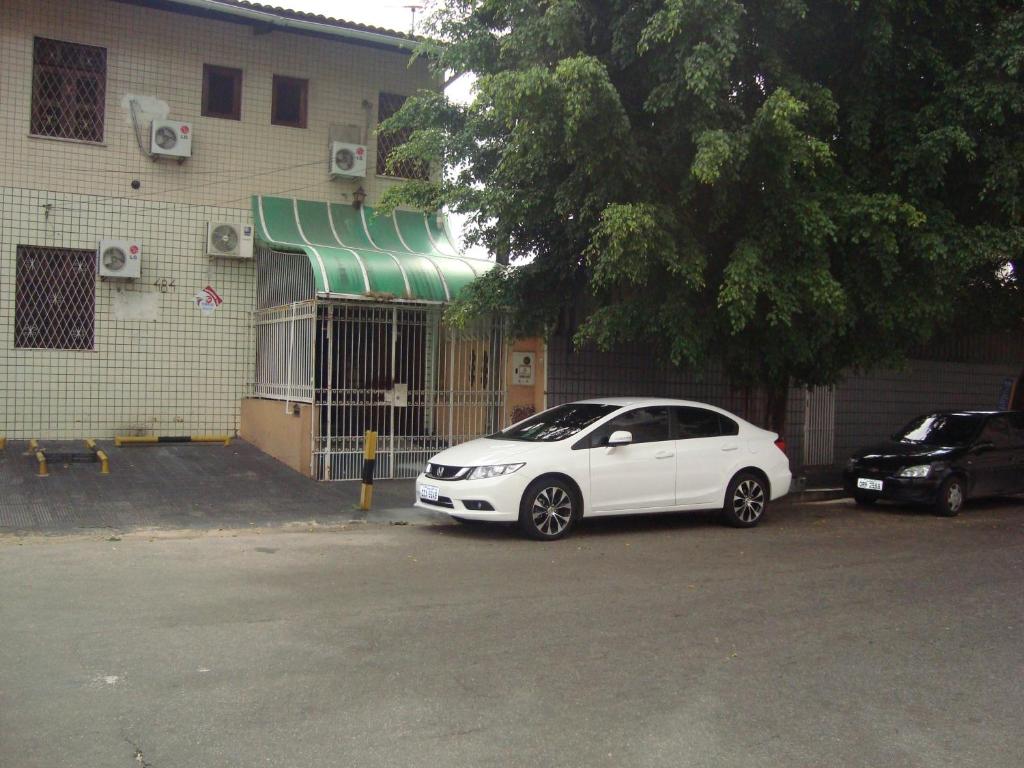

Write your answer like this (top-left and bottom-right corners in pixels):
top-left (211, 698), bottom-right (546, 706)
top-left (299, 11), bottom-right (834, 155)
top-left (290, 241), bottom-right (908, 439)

top-left (843, 411), bottom-right (1024, 516)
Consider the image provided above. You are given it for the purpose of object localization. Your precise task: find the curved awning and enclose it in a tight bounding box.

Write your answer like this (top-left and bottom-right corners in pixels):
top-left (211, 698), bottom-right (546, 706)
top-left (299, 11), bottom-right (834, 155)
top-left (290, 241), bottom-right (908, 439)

top-left (252, 195), bottom-right (494, 303)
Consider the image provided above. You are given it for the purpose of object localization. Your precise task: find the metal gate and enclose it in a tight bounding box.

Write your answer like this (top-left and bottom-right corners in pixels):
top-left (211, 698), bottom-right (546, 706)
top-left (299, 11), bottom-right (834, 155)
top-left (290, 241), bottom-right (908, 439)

top-left (314, 302), bottom-right (507, 480)
top-left (803, 385), bottom-right (836, 467)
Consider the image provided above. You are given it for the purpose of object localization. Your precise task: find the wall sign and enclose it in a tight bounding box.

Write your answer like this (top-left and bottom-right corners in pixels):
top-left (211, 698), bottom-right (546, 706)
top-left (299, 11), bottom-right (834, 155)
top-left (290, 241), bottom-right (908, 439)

top-left (194, 285), bottom-right (223, 315)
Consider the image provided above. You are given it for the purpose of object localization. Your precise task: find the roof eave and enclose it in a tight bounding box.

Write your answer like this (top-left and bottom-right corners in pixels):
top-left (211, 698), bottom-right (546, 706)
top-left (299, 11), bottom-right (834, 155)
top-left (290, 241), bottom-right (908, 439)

top-left (156, 0), bottom-right (420, 51)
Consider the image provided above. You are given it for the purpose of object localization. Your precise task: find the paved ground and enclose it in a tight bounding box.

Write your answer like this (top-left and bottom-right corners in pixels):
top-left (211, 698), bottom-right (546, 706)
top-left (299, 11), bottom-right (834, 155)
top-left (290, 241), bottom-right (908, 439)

top-left (0, 439), bottom-right (439, 533)
top-left (2, 498), bottom-right (1022, 768)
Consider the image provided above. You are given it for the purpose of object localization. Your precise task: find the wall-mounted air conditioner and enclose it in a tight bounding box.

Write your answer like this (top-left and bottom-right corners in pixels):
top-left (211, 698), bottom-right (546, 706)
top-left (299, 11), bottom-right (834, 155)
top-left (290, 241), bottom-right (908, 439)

top-left (330, 141), bottom-right (367, 178)
top-left (98, 239), bottom-right (142, 279)
top-left (206, 222), bottom-right (254, 260)
top-left (151, 120), bottom-right (192, 158)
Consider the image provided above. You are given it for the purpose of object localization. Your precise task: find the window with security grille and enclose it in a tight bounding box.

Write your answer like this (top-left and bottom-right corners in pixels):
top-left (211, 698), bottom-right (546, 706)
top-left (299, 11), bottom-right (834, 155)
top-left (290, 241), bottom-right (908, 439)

top-left (30, 37), bottom-right (107, 143)
top-left (15, 246), bottom-right (96, 350)
top-left (377, 93), bottom-right (428, 179)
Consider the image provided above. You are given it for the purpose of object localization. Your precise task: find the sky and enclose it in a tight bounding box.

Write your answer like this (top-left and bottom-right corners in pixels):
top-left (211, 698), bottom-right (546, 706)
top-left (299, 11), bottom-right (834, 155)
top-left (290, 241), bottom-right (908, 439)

top-left (277, 2), bottom-right (485, 257)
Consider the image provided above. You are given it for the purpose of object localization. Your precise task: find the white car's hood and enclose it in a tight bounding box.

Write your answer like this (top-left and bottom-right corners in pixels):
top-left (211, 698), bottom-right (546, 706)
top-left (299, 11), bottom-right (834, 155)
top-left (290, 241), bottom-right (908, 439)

top-left (429, 437), bottom-right (548, 467)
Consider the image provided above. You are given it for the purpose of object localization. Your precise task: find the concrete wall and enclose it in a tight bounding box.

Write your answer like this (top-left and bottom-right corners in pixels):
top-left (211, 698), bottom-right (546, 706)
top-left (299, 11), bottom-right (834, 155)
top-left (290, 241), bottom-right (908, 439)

top-left (546, 333), bottom-right (1023, 470)
top-left (833, 360), bottom-right (1019, 463)
top-left (239, 398), bottom-right (313, 477)
top-left (0, 0), bottom-right (434, 439)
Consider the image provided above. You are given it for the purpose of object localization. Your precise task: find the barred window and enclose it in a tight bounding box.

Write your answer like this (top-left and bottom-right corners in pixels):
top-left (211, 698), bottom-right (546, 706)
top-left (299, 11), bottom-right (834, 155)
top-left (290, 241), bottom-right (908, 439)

top-left (377, 92), bottom-right (428, 180)
top-left (15, 246), bottom-right (96, 350)
top-left (31, 37), bottom-right (107, 143)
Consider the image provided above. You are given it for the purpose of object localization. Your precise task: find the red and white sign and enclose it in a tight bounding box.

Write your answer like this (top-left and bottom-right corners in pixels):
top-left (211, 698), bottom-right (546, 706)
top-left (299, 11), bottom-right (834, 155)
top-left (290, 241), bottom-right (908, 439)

top-left (194, 285), bottom-right (223, 315)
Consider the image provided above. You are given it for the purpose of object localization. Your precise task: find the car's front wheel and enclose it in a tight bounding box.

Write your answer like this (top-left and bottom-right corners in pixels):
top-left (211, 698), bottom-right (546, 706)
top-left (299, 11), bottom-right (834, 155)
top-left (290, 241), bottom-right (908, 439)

top-left (721, 472), bottom-right (768, 528)
top-left (934, 476), bottom-right (965, 517)
top-left (518, 478), bottom-right (579, 540)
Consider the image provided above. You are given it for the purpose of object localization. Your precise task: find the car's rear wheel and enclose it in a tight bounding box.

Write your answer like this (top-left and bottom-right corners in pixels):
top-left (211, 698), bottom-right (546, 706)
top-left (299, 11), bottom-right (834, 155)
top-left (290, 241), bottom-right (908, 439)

top-left (934, 476), bottom-right (965, 517)
top-left (518, 478), bottom-right (579, 540)
top-left (721, 472), bottom-right (768, 528)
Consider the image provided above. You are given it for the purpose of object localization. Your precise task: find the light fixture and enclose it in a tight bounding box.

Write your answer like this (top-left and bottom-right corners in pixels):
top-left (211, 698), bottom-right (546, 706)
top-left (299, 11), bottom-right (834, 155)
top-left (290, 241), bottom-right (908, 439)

top-left (352, 186), bottom-right (367, 209)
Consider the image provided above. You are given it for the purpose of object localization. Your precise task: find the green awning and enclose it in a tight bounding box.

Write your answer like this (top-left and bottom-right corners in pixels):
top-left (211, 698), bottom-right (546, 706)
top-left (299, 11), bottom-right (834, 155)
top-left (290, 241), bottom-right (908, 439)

top-left (252, 195), bottom-right (494, 302)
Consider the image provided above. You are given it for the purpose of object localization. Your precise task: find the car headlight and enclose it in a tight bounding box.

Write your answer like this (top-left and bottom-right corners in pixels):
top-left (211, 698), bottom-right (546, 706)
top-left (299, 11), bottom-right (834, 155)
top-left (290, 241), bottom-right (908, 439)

top-left (467, 463), bottom-right (525, 480)
top-left (898, 464), bottom-right (932, 478)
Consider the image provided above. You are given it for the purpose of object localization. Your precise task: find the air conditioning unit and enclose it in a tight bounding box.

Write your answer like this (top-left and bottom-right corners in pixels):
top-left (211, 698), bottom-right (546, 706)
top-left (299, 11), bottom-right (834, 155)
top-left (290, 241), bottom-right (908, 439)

top-left (151, 120), bottom-right (192, 158)
top-left (330, 141), bottom-right (367, 179)
top-left (98, 239), bottom-right (142, 279)
top-left (206, 222), bottom-right (254, 259)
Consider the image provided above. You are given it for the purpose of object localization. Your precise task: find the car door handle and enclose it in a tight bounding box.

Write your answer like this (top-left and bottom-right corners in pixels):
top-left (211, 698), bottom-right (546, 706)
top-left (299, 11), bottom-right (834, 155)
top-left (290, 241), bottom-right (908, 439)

top-left (721, 445), bottom-right (739, 452)
top-left (654, 450), bottom-right (674, 459)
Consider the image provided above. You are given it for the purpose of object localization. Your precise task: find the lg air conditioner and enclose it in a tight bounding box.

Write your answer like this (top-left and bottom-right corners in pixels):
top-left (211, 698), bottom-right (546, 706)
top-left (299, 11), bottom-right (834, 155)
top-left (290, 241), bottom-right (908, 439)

top-left (151, 120), bottom-right (193, 158)
top-left (206, 222), bottom-right (254, 260)
top-left (330, 142), bottom-right (367, 179)
top-left (98, 239), bottom-right (142, 279)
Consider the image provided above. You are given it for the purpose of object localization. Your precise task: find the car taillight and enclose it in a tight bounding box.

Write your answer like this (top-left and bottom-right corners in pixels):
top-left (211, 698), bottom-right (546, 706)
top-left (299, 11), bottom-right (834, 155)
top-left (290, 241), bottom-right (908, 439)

top-left (774, 437), bottom-right (787, 455)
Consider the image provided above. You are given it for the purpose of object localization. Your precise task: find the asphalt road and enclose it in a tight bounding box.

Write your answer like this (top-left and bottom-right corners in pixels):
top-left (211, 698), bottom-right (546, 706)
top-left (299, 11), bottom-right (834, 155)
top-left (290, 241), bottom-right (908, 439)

top-left (1, 499), bottom-right (1022, 768)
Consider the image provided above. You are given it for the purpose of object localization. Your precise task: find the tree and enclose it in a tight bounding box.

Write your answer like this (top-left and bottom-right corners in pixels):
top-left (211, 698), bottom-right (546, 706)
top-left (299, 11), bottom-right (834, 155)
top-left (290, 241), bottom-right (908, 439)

top-left (380, 0), bottom-right (1024, 431)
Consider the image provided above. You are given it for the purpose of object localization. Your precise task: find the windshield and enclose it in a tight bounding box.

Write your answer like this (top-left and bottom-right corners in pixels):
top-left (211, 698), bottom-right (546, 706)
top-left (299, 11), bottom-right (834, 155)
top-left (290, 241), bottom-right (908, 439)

top-left (895, 413), bottom-right (984, 446)
top-left (493, 403), bottom-right (621, 442)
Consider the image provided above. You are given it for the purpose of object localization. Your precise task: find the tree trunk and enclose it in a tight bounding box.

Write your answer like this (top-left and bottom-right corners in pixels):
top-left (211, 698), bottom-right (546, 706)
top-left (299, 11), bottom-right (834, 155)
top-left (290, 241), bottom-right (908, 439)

top-left (765, 383), bottom-right (790, 437)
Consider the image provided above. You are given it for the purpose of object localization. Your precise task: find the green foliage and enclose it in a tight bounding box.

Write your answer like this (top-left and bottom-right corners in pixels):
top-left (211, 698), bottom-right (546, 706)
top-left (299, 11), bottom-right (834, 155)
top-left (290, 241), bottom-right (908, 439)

top-left (381, 0), bottom-right (1024, 391)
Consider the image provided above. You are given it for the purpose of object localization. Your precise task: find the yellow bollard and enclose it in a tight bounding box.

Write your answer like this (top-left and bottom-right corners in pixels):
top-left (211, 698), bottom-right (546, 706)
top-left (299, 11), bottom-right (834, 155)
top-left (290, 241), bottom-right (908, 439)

top-left (0, 437), bottom-right (6, 450)
top-left (36, 450), bottom-right (49, 477)
top-left (358, 430), bottom-right (378, 510)
top-left (96, 450), bottom-right (110, 475)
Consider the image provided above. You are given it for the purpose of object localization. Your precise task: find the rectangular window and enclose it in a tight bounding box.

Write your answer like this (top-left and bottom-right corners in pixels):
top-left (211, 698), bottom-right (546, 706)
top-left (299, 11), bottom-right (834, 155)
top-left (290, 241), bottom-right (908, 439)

top-left (202, 64), bottom-right (242, 120)
top-left (15, 246), bottom-right (96, 350)
top-left (377, 92), bottom-right (428, 179)
top-left (272, 75), bottom-right (308, 128)
top-left (30, 37), bottom-right (107, 143)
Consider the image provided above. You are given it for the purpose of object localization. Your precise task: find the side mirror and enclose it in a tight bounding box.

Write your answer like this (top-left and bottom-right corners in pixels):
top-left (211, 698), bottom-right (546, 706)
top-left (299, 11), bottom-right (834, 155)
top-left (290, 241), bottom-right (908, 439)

top-left (606, 430), bottom-right (633, 447)
top-left (972, 439), bottom-right (995, 453)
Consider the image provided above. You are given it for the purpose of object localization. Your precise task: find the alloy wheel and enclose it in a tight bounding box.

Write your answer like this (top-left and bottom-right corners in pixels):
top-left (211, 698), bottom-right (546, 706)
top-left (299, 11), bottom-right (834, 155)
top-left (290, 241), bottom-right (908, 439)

top-left (733, 479), bottom-right (765, 524)
top-left (947, 481), bottom-right (964, 514)
top-left (531, 486), bottom-right (573, 536)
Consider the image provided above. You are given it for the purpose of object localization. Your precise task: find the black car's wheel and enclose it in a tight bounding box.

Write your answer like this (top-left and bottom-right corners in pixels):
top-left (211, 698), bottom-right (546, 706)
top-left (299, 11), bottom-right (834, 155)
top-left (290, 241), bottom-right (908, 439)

top-left (934, 476), bottom-right (965, 517)
top-left (518, 478), bottom-right (579, 540)
top-left (853, 493), bottom-right (877, 507)
top-left (721, 472), bottom-right (768, 528)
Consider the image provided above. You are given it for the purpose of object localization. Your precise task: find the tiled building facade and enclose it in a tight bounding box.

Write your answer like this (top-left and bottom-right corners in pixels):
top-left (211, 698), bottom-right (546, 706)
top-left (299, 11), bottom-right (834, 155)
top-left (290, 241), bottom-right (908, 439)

top-left (1, 0), bottom-right (434, 439)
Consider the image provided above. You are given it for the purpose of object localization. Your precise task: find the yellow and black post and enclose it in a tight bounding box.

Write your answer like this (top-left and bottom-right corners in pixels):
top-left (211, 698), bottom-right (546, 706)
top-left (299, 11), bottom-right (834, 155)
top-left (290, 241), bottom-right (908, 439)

top-left (359, 430), bottom-right (378, 510)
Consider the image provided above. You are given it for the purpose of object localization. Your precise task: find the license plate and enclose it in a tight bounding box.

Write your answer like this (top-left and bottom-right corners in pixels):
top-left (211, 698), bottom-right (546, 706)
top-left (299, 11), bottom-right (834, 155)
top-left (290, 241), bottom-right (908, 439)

top-left (419, 484), bottom-right (439, 502)
top-left (857, 478), bottom-right (883, 491)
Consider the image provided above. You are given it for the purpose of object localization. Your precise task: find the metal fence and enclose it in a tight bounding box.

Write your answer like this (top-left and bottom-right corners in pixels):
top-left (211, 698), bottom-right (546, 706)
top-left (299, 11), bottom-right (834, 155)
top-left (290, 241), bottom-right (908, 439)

top-left (253, 301), bottom-right (316, 403)
top-left (802, 385), bottom-right (836, 467)
top-left (313, 302), bottom-right (508, 480)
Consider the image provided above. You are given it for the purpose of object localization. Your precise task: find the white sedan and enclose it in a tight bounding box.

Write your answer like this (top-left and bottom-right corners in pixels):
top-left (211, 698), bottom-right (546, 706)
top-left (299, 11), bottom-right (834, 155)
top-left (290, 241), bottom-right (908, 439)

top-left (414, 397), bottom-right (792, 540)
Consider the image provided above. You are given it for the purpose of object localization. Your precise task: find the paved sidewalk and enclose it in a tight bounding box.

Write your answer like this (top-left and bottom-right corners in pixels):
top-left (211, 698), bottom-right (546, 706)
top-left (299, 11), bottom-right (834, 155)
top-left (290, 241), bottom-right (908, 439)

top-left (0, 439), bottom-right (439, 534)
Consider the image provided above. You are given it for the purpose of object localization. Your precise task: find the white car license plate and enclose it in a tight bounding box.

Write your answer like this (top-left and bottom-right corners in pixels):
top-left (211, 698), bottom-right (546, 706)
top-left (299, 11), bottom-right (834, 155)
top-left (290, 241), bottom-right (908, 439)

top-left (419, 484), bottom-right (439, 502)
top-left (857, 478), bottom-right (883, 491)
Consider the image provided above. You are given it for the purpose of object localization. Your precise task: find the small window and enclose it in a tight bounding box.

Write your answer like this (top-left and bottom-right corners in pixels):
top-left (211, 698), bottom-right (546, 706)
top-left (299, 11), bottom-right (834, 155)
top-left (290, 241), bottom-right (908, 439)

top-left (272, 75), bottom-right (307, 128)
top-left (31, 37), bottom-right (107, 142)
top-left (718, 414), bottom-right (739, 436)
top-left (672, 407), bottom-right (722, 439)
top-left (377, 92), bottom-right (428, 179)
top-left (590, 407), bottom-right (671, 446)
top-left (202, 64), bottom-right (242, 120)
top-left (15, 246), bottom-right (96, 350)
top-left (979, 416), bottom-right (1011, 447)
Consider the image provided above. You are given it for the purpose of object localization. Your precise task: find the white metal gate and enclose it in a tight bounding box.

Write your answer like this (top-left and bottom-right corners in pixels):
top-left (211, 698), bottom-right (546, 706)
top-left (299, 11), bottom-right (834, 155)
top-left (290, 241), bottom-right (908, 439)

top-left (803, 385), bottom-right (836, 467)
top-left (314, 302), bottom-right (507, 480)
